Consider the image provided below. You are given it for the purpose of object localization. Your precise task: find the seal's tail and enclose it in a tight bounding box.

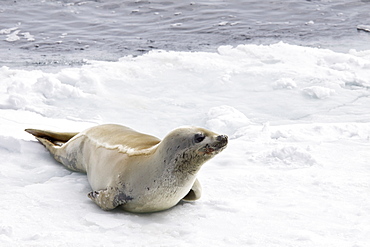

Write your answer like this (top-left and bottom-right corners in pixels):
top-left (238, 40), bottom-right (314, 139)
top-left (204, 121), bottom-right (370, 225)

top-left (25, 128), bottom-right (78, 147)
top-left (25, 128), bottom-right (86, 173)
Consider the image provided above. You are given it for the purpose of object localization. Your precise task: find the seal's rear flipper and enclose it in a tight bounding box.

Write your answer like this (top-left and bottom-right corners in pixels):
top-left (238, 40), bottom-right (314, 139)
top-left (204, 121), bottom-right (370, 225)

top-left (25, 128), bottom-right (79, 146)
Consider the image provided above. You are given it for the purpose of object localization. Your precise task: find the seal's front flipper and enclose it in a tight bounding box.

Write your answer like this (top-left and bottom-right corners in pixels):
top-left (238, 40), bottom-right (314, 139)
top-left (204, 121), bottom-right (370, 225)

top-left (182, 178), bottom-right (202, 201)
top-left (88, 188), bottom-right (133, 211)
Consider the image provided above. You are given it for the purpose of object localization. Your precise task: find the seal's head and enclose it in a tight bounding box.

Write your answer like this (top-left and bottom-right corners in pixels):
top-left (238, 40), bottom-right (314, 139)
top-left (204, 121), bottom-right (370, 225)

top-left (165, 127), bottom-right (228, 154)
top-left (160, 127), bottom-right (228, 174)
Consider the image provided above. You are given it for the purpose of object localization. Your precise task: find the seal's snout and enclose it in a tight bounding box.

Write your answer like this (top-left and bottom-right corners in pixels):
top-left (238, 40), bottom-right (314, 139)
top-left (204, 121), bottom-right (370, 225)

top-left (214, 135), bottom-right (228, 151)
top-left (216, 135), bottom-right (228, 144)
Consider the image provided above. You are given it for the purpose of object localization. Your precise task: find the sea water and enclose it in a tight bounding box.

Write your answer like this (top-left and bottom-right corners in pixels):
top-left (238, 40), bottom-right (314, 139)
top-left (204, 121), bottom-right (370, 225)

top-left (0, 0), bottom-right (370, 68)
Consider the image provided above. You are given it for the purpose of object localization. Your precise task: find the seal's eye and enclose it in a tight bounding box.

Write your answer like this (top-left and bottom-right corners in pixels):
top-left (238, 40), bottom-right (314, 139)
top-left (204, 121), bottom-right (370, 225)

top-left (194, 133), bottom-right (205, 143)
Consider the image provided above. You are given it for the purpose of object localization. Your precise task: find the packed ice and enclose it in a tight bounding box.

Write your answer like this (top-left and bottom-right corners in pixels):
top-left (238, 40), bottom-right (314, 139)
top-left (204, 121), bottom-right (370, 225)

top-left (0, 43), bottom-right (369, 246)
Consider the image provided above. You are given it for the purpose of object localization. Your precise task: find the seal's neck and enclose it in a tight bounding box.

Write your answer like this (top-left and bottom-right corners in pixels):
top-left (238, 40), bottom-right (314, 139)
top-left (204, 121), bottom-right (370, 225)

top-left (155, 147), bottom-right (208, 178)
top-left (175, 150), bottom-right (206, 175)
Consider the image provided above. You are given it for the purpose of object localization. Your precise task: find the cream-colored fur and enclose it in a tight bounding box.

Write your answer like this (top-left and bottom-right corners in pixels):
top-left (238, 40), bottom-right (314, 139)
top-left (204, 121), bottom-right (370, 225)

top-left (26, 124), bottom-right (228, 213)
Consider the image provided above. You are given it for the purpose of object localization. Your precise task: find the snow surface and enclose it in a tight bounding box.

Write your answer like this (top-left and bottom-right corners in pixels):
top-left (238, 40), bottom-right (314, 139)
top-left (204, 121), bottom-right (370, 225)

top-left (1, 42), bottom-right (370, 246)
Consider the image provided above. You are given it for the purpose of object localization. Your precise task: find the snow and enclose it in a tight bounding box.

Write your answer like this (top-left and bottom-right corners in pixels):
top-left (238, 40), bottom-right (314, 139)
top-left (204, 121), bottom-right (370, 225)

top-left (1, 42), bottom-right (370, 246)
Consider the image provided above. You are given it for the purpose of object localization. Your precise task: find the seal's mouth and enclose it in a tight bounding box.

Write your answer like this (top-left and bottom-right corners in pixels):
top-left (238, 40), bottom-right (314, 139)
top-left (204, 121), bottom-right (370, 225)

top-left (200, 135), bottom-right (228, 155)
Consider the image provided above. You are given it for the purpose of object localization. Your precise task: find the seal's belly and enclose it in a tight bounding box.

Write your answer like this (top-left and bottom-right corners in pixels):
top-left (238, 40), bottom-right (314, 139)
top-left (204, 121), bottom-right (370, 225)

top-left (121, 174), bottom-right (197, 213)
top-left (121, 186), bottom-right (189, 213)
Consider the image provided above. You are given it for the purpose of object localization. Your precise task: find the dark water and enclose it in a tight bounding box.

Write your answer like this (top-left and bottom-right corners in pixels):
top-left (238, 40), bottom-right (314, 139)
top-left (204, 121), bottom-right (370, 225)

top-left (1, 0), bottom-right (370, 68)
